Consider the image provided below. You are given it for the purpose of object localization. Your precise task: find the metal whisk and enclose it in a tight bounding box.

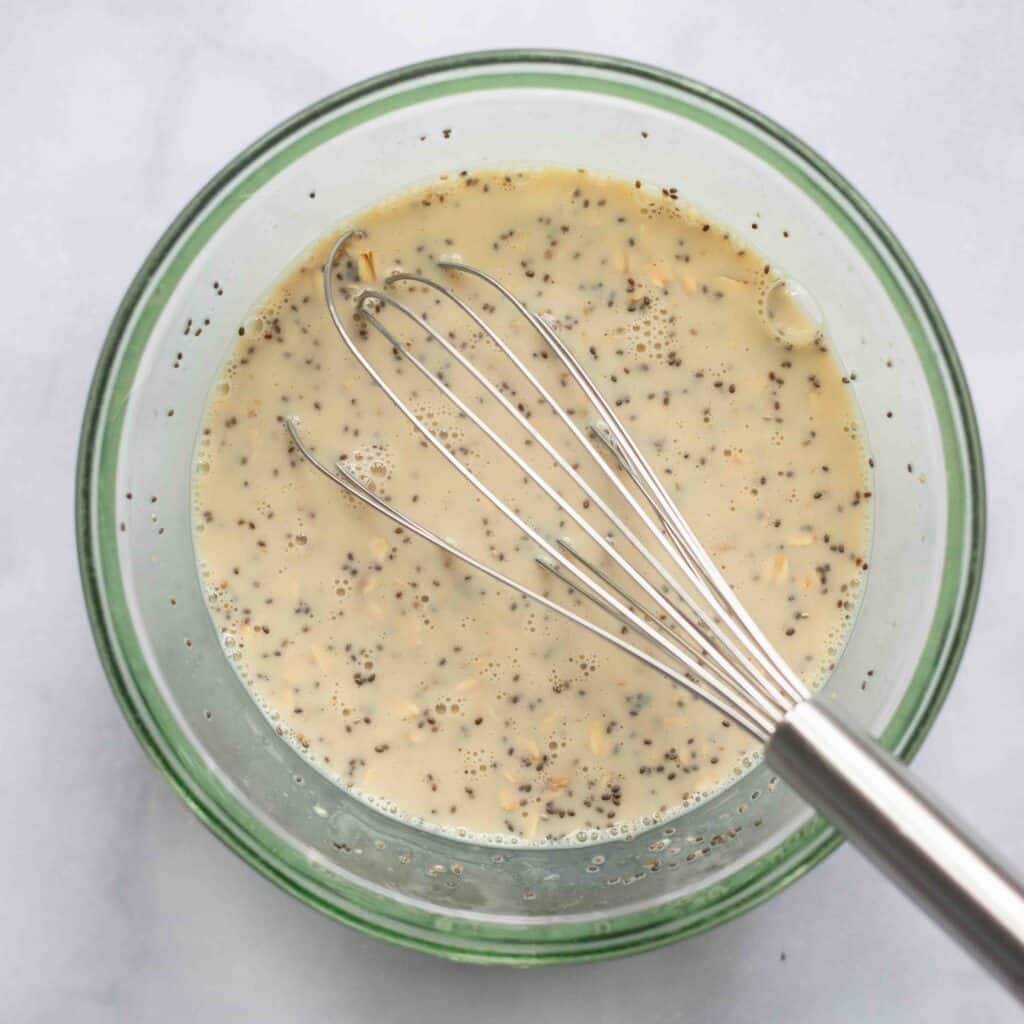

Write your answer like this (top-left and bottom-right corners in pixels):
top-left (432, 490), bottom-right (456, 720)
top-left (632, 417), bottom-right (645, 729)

top-left (288, 230), bottom-right (1024, 997)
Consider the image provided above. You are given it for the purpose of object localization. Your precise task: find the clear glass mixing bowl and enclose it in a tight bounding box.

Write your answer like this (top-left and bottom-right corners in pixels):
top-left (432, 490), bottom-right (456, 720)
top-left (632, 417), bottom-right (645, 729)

top-left (77, 50), bottom-right (985, 964)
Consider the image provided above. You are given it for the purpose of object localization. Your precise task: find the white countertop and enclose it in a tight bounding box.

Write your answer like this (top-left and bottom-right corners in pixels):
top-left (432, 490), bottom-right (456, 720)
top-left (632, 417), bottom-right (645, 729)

top-left (4, 1), bottom-right (1024, 1019)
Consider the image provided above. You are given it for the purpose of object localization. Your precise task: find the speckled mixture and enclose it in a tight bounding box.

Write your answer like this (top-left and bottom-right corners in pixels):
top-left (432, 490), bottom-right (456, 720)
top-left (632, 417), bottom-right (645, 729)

top-left (193, 169), bottom-right (871, 844)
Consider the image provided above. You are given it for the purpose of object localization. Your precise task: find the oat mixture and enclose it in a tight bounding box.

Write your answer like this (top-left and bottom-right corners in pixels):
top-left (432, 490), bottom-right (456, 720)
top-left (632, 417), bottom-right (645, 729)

top-left (193, 169), bottom-right (870, 843)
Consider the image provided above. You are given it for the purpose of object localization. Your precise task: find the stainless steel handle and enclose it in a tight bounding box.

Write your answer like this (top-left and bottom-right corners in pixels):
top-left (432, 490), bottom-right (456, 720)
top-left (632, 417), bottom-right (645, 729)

top-left (767, 701), bottom-right (1024, 999)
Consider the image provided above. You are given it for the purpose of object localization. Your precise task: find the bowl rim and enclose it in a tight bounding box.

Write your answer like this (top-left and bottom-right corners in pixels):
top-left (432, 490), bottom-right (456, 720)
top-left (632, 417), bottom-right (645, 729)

top-left (76, 48), bottom-right (986, 964)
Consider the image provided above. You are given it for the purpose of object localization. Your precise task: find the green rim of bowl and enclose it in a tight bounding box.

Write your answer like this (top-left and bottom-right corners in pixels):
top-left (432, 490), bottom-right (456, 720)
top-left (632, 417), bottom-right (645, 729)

top-left (76, 49), bottom-right (986, 964)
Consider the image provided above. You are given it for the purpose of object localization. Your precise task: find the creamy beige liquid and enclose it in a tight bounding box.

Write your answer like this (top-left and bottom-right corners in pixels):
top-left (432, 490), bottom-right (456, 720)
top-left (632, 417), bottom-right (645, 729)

top-left (193, 170), bottom-right (870, 844)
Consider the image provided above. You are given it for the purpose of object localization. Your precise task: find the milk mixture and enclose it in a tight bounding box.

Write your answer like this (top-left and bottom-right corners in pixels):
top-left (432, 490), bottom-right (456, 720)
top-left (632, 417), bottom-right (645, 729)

top-left (193, 170), bottom-right (871, 843)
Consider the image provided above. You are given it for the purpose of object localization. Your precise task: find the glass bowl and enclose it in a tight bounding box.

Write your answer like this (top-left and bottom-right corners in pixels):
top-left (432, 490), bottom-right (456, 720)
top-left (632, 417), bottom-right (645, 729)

top-left (77, 50), bottom-right (985, 964)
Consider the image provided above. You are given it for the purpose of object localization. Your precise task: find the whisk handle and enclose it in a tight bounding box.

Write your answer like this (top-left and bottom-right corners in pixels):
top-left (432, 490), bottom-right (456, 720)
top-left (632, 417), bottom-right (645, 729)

top-left (768, 700), bottom-right (1024, 1000)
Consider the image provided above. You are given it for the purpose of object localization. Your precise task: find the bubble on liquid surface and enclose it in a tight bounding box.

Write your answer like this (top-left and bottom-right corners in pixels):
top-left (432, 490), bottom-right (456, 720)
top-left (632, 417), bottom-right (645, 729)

top-left (758, 277), bottom-right (822, 347)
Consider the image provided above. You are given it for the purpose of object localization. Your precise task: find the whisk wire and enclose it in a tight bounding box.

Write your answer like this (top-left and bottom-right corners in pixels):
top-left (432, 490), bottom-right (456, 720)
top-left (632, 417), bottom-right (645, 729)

top-left (433, 260), bottom-right (805, 711)
top-left (309, 230), bottom-right (805, 735)
top-left (395, 266), bottom-right (798, 715)
top-left (356, 287), bottom-right (789, 725)
top-left (355, 291), bottom-right (786, 729)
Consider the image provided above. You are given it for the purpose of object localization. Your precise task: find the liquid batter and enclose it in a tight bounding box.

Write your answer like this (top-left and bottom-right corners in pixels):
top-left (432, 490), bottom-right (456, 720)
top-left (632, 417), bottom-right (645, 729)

top-left (193, 170), bottom-right (871, 843)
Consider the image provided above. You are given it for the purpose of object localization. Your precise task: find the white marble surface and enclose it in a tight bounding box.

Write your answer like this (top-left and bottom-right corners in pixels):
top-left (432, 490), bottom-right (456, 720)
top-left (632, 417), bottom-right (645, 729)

top-left (4, 0), bottom-right (1024, 1019)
